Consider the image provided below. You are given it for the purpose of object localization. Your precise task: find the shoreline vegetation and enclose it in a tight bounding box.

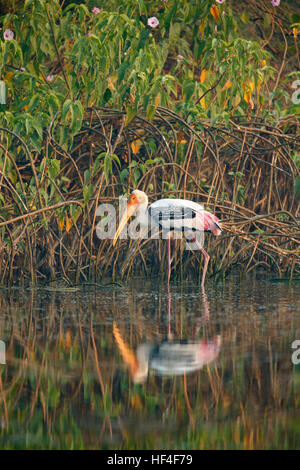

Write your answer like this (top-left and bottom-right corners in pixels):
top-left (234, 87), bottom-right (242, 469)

top-left (0, 0), bottom-right (299, 284)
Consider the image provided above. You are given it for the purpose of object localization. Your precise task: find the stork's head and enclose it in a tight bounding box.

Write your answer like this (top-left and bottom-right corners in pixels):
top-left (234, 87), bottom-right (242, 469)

top-left (130, 189), bottom-right (148, 207)
top-left (123, 190), bottom-right (149, 214)
top-left (112, 190), bottom-right (148, 246)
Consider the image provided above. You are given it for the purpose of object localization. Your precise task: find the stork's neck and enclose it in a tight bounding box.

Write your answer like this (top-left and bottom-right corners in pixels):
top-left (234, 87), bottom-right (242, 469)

top-left (136, 202), bottom-right (149, 227)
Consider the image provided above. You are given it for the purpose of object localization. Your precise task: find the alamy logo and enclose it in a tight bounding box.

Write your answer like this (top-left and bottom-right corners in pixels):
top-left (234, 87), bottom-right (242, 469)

top-left (291, 340), bottom-right (300, 365)
top-left (291, 79), bottom-right (300, 105)
top-left (0, 340), bottom-right (5, 364)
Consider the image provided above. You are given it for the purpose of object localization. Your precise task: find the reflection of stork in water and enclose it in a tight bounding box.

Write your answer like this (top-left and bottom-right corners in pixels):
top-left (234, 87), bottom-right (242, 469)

top-left (113, 288), bottom-right (221, 384)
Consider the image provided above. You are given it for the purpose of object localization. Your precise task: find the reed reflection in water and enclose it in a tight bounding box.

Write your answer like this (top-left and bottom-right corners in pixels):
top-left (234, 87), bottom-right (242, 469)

top-left (0, 273), bottom-right (299, 449)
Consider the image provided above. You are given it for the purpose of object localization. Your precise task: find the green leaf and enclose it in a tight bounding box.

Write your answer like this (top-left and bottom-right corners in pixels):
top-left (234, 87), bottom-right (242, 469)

top-left (71, 100), bottom-right (84, 135)
top-left (194, 40), bottom-right (206, 61)
top-left (146, 104), bottom-right (156, 122)
top-left (169, 22), bottom-right (181, 47)
top-left (120, 169), bottom-right (129, 182)
top-left (83, 184), bottom-right (93, 205)
top-left (182, 80), bottom-right (195, 102)
top-left (125, 105), bottom-right (137, 126)
top-left (137, 0), bottom-right (147, 15)
top-left (110, 154), bottom-right (121, 167)
top-left (61, 99), bottom-right (73, 123)
top-left (27, 94), bottom-right (40, 112)
top-left (118, 62), bottom-right (130, 84)
top-left (102, 88), bottom-right (112, 105)
top-left (104, 154), bottom-right (112, 183)
top-left (51, 159), bottom-right (60, 176)
top-left (241, 12), bottom-right (249, 24)
top-left (164, 2), bottom-right (178, 32)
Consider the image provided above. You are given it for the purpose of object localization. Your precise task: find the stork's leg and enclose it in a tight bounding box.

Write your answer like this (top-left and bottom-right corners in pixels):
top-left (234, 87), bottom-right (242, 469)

top-left (167, 236), bottom-right (171, 286)
top-left (200, 247), bottom-right (210, 288)
top-left (192, 237), bottom-right (210, 287)
top-left (167, 290), bottom-right (172, 339)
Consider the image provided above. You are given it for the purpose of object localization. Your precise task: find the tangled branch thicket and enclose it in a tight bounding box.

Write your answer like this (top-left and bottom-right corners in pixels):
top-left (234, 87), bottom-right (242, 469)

top-left (0, 107), bottom-right (299, 284)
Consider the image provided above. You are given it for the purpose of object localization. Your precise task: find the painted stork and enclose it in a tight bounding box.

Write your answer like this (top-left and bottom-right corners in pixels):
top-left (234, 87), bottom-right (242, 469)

top-left (112, 189), bottom-right (222, 286)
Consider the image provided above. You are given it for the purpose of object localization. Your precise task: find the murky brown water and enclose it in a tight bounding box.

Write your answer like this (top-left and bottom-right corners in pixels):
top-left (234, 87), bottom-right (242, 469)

top-left (0, 273), bottom-right (299, 449)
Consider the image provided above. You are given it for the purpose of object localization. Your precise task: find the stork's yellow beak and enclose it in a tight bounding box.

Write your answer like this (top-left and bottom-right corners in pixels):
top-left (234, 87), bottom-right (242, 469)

top-left (113, 199), bottom-right (138, 246)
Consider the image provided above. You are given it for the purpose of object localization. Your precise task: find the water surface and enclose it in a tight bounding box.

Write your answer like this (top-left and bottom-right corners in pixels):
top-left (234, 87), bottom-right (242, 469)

top-left (0, 273), bottom-right (299, 449)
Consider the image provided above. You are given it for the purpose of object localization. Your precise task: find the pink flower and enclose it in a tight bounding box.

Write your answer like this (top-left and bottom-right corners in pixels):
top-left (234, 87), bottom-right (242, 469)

top-left (92, 7), bottom-right (102, 14)
top-left (271, 0), bottom-right (280, 5)
top-left (87, 31), bottom-right (92, 37)
top-left (147, 17), bottom-right (159, 28)
top-left (46, 75), bottom-right (54, 82)
top-left (216, 0), bottom-right (226, 3)
top-left (3, 29), bottom-right (14, 40)
top-left (176, 55), bottom-right (184, 63)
